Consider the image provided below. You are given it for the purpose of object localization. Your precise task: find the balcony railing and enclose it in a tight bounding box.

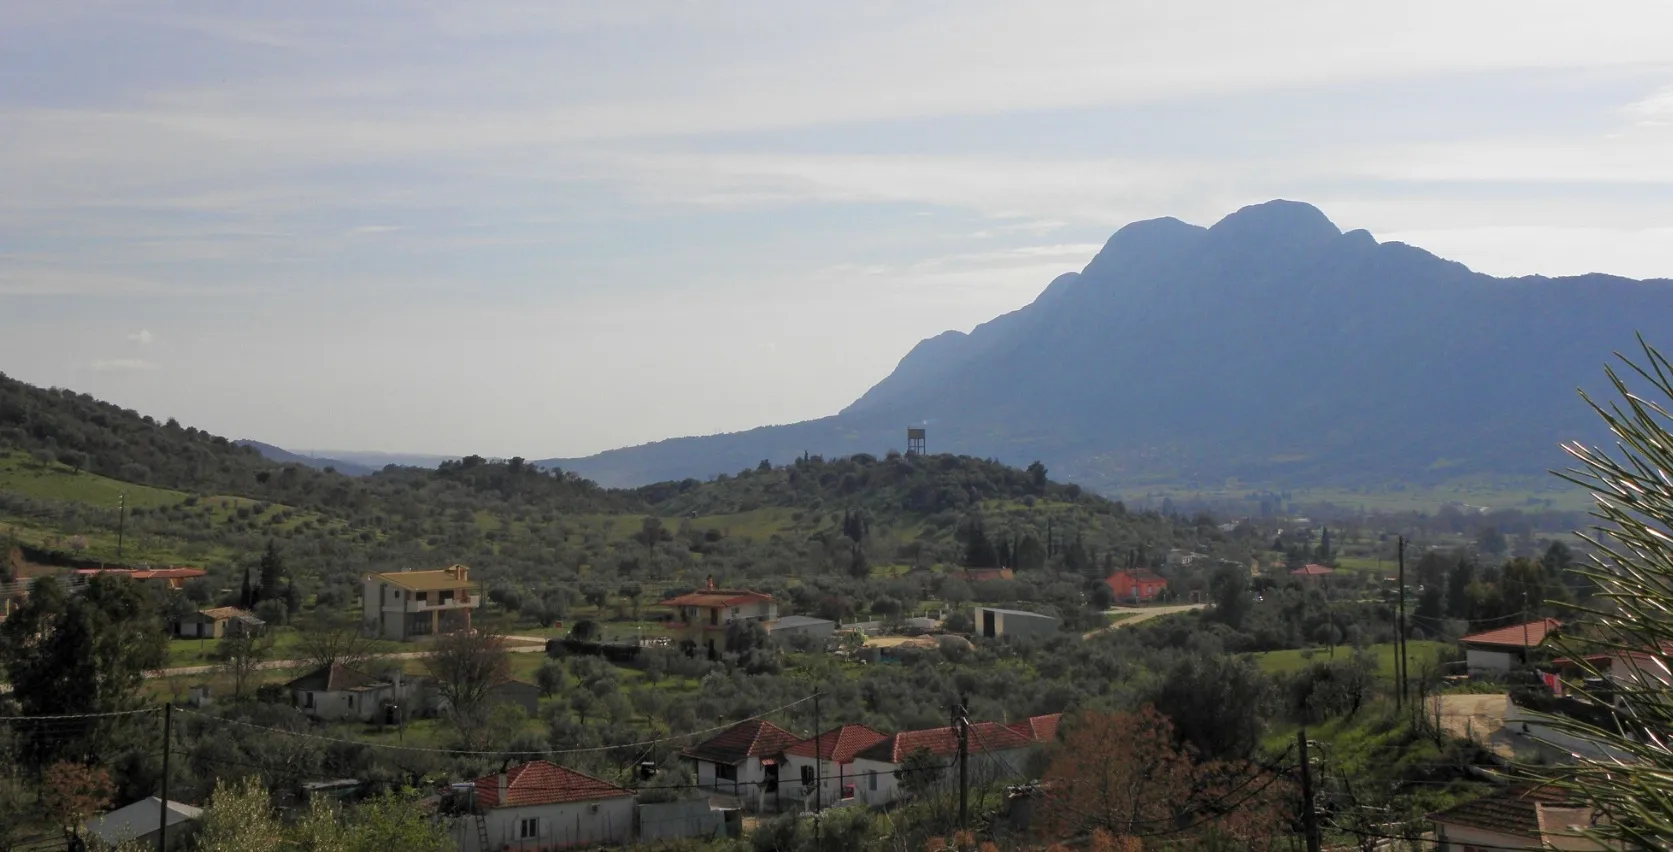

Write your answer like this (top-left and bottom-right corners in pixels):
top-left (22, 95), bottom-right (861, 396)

top-left (385, 594), bottom-right (479, 612)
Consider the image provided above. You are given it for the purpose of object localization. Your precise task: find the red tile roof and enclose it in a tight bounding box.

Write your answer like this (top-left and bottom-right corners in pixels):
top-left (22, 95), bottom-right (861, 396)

top-left (1460, 618), bottom-right (1562, 650)
top-left (76, 568), bottom-right (206, 580)
top-left (1429, 785), bottom-right (1577, 838)
top-left (1007, 714), bottom-right (1062, 743)
top-left (785, 725), bottom-right (889, 763)
top-left (682, 719), bottom-right (802, 765)
top-left (854, 722), bottom-right (1035, 764)
top-left (474, 761), bottom-right (632, 808)
top-left (1291, 564), bottom-right (1334, 576)
top-left (658, 590), bottom-right (774, 608)
top-left (284, 664), bottom-right (383, 693)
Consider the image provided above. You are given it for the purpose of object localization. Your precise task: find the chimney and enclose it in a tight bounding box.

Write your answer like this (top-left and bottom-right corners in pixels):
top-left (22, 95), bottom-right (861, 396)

top-left (706, 575), bottom-right (715, 591)
top-left (498, 772), bottom-right (508, 804)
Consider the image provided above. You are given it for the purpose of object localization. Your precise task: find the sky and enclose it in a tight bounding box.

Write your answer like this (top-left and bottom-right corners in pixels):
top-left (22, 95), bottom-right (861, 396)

top-left (2, 1), bottom-right (1672, 459)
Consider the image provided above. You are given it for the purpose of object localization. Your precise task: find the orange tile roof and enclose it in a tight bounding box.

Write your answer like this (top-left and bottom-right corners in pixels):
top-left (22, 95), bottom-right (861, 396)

top-left (1291, 564), bottom-right (1334, 576)
top-left (76, 568), bottom-right (206, 580)
top-left (658, 590), bottom-right (773, 608)
top-left (785, 725), bottom-right (890, 763)
top-left (683, 719), bottom-right (802, 764)
top-left (1007, 713), bottom-right (1062, 743)
top-left (855, 722), bottom-right (1034, 764)
top-left (474, 761), bottom-right (632, 808)
top-left (372, 566), bottom-right (474, 592)
top-left (1429, 785), bottom-right (1577, 838)
top-left (196, 606), bottom-right (251, 621)
top-left (1460, 618), bottom-right (1562, 649)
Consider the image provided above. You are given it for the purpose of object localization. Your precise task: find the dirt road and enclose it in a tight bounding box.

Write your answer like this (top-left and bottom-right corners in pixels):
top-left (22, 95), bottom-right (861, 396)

top-left (1082, 604), bottom-right (1206, 639)
top-left (147, 636), bottom-right (551, 679)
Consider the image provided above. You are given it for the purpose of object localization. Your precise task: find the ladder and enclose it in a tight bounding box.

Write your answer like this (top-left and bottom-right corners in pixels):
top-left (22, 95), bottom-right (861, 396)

top-left (474, 812), bottom-right (490, 852)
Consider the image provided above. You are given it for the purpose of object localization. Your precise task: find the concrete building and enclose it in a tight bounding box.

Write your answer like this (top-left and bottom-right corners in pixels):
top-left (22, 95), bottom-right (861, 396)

top-left (849, 722), bottom-right (1039, 808)
top-left (362, 564), bottom-right (479, 641)
top-left (284, 664), bottom-right (424, 723)
top-left (781, 724), bottom-right (889, 808)
top-left (767, 615), bottom-right (837, 642)
top-left (1460, 618), bottom-right (1562, 675)
top-left (973, 607), bottom-right (1059, 640)
top-left (453, 760), bottom-right (636, 851)
top-left (658, 579), bottom-right (777, 658)
top-left (84, 797), bottom-right (202, 851)
top-left (680, 719), bottom-right (802, 807)
top-left (174, 606), bottom-right (264, 639)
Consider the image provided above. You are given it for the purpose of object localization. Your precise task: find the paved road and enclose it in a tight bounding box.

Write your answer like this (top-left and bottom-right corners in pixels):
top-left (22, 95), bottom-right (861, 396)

top-left (1082, 604), bottom-right (1206, 639)
top-left (147, 635), bottom-right (551, 679)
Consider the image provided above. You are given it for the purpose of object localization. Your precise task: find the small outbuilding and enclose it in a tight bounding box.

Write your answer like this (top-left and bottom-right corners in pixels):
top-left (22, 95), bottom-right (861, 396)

top-left (84, 797), bottom-right (203, 851)
top-left (972, 607), bottom-right (1058, 640)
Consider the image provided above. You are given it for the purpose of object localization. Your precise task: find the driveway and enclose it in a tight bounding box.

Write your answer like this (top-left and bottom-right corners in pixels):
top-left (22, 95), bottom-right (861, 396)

top-left (1082, 604), bottom-right (1205, 639)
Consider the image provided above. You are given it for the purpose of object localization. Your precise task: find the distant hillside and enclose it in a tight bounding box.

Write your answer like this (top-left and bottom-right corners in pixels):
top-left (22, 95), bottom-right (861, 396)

top-left (235, 440), bottom-right (376, 477)
top-left (544, 200), bottom-right (1671, 490)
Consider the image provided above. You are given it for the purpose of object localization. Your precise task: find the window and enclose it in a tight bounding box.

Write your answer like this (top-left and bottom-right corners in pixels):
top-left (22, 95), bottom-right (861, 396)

top-left (715, 763), bottom-right (737, 782)
top-left (304, 692), bottom-right (314, 708)
top-left (868, 771), bottom-right (877, 791)
top-left (440, 590), bottom-right (455, 603)
top-left (519, 818), bottom-right (538, 840)
top-left (801, 765), bottom-right (815, 785)
top-left (416, 591), bottom-right (427, 603)
top-left (709, 608), bottom-right (719, 626)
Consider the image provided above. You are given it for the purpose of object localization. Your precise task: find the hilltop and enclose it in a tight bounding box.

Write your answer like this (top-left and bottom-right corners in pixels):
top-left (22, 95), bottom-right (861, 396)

top-left (543, 200), bottom-right (1673, 492)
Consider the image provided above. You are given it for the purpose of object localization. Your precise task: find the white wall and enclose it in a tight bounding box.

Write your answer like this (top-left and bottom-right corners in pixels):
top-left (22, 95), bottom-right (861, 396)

top-left (849, 749), bottom-right (1035, 808)
top-left (454, 797), bottom-right (635, 852)
top-left (1434, 820), bottom-right (1542, 851)
top-left (781, 755), bottom-right (863, 808)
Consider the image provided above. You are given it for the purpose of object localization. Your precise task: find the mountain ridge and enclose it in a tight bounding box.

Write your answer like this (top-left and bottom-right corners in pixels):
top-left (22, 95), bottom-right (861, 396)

top-left (540, 200), bottom-right (1673, 491)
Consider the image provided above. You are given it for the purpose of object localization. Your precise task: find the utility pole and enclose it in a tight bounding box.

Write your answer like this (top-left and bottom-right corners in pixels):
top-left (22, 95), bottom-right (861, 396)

top-left (117, 493), bottom-right (126, 561)
top-left (956, 698), bottom-right (969, 830)
top-left (158, 703), bottom-right (172, 852)
top-left (813, 688), bottom-right (822, 849)
top-left (1298, 728), bottom-right (1320, 852)
top-left (1397, 536), bottom-right (1408, 709)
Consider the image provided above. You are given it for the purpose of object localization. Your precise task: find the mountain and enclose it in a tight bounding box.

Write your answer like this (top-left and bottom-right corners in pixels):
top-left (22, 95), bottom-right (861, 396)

top-left (544, 200), bottom-right (1673, 491)
top-left (235, 440), bottom-right (376, 476)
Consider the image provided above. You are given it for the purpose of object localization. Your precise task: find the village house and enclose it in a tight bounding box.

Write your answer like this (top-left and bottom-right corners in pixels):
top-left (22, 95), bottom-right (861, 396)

top-left (1429, 785), bottom-right (1607, 851)
top-left (173, 606), bottom-right (265, 639)
top-left (658, 579), bottom-right (777, 658)
top-left (1290, 563), bottom-right (1335, 581)
top-left (452, 760), bottom-right (636, 851)
top-left (1103, 569), bottom-right (1168, 604)
top-left (1006, 713), bottom-right (1062, 745)
top-left (681, 719), bottom-right (802, 806)
top-left (953, 567), bottom-right (1014, 583)
top-left (1460, 618), bottom-right (1562, 675)
top-left (361, 564), bottom-right (479, 641)
top-left (849, 721), bottom-right (1039, 808)
top-left (283, 663), bottom-right (424, 723)
top-left (781, 724), bottom-right (890, 808)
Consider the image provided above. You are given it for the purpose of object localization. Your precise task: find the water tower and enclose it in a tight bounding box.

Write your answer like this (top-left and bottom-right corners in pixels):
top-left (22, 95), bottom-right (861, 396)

top-left (906, 427), bottom-right (926, 456)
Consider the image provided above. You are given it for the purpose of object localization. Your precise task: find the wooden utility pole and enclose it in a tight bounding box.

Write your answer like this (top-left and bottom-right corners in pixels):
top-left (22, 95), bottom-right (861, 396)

top-left (117, 493), bottom-right (126, 561)
top-left (158, 703), bottom-right (172, 852)
top-left (1298, 728), bottom-right (1320, 852)
top-left (1397, 536), bottom-right (1409, 709)
top-left (956, 699), bottom-right (970, 830)
top-left (813, 689), bottom-right (822, 849)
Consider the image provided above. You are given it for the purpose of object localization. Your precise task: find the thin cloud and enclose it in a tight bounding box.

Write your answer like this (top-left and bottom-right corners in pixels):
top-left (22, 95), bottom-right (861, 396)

top-left (89, 358), bottom-right (156, 372)
top-left (127, 330), bottom-right (154, 345)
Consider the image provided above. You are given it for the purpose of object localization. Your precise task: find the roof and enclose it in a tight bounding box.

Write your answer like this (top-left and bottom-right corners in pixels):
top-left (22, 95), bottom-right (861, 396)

top-left (773, 615), bottom-right (836, 629)
top-left (658, 589), bottom-right (774, 608)
top-left (1007, 714), bottom-right (1062, 743)
top-left (474, 761), bottom-right (633, 808)
top-left (1429, 785), bottom-right (1578, 838)
top-left (1460, 618), bottom-right (1563, 650)
top-left (1105, 569), bottom-right (1167, 584)
top-left (194, 606), bottom-right (251, 621)
top-left (975, 607), bottom-right (1057, 620)
top-left (85, 797), bottom-right (202, 843)
top-left (1537, 804), bottom-right (1606, 851)
top-left (76, 568), bottom-right (206, 581)
top-left (683, 719), bottom-right (802, 764)
top-left (785, 725), bottom-right (890, 763)
top-left (285, 664), bottom-right (385, 693)
top-left (372, 566), bottom-right (474, 592)
top-left (855, 722), bottom-right (1035, 764)
top-left (1291, 564), bottom-right (1335, 576)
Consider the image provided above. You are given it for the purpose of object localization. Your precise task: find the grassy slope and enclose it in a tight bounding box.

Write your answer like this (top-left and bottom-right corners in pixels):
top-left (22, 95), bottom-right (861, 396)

top-left (1252, 640), bottom-right (1449, 678)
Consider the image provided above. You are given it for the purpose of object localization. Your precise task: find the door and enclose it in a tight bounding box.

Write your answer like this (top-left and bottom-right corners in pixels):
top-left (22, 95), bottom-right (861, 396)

top-left (982, 610), bottom-right (996, 638)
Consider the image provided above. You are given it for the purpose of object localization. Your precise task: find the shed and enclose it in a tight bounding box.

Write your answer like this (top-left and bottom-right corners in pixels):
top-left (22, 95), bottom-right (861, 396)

top-left (768, 615), bottom-right (837, 641)
top-left (84, 797), bottom-right (203, 851)
top-left (972, 607), bottom-right (1058, 640)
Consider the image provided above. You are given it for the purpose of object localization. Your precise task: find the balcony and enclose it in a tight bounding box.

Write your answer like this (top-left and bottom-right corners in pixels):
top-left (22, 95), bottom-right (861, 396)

top-left (383, 594), bottom-right (479, 613)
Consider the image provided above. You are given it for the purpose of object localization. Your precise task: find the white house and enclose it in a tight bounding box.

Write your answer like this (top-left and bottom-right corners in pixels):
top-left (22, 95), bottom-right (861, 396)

top-left (680, 719), bottom-right (802, 807)
top-left (658, 579), bottom-right (777, 658)
top-left (849, 721), bottom-right (1039, 807)
top-left (781, 724), bottom-right (889, 809)
top-left (1430, 785), bottom-right (1602, 851)
top-left (1460, 618), bottom-right (1561, 675)
top-left (84, 797), bottom-right (202, 851)
top-left (362, 564), bottom-right (479, 641)
top-left (452, 760), bottom-right (636, 852)
top-left (283, 664), bottom-right (423, 723)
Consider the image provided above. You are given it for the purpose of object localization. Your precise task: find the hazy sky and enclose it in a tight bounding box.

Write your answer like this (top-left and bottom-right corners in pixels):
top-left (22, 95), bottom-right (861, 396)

top-left (3, 2), bottom-right (1672, 458)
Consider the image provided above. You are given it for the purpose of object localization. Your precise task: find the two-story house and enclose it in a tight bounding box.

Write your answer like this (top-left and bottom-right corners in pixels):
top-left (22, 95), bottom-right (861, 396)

top-left (362, 564), bottom-right (479, 641)
top-left (1104, 569), bottom-right (1168, 604)
top-left (658, 578), bottom-right (776, 658)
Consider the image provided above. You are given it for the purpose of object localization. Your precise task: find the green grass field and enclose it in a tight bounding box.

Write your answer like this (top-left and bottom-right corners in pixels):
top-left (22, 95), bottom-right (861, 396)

top-left (0, 449), bottom-right (187, 509)
top-left (1252, 640), bottom-right (1449, 678)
